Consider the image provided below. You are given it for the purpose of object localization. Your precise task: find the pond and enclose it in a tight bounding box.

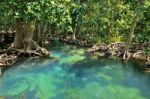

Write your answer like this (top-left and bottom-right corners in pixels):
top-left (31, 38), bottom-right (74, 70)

top-left (0, 41), bottom-right (150, 99)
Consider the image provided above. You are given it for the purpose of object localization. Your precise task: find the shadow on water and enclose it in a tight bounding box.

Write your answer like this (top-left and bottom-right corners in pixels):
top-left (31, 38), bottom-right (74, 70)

top-left (0, 41), bottom-right (150, 99)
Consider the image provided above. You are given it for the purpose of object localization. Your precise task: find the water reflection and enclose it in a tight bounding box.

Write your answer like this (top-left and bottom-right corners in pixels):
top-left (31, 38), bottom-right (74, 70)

top-left (0, 42), bottom-right (150, 99)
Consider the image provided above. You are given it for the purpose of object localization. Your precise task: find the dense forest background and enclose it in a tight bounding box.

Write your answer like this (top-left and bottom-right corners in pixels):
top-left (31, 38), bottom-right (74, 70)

top-left (0, 0), bottom-right (149, 56)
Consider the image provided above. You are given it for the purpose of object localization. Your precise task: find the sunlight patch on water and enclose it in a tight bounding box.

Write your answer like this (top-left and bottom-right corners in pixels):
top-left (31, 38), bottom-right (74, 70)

top-left (63, 82), bottom-right (146, 99)
top-left (68, 49), bottom-right (85, 55)
top-left (100, 84), bottom-right (146, 99)
top-left (96, 73), bottom-right (112, 81)
top-left (0, 72), bottom-right (64, 99)
top-left (60, 55), bottom-right (85, 65)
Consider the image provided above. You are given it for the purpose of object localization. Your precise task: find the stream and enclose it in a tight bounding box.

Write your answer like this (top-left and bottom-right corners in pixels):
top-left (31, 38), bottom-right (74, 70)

top-left (0, 41), bottom-right (150, 99)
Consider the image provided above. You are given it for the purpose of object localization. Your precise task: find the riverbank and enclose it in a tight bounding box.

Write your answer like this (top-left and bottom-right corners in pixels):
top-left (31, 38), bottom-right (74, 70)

top-left (85, 42), bottom-right (149, 59)
top-left (54, 36), bottom-right (149, 59)
top-left (0, 35), bottom-right (149, 72)
top-left (0, 48), bottom-right (49, 68)
top-left (52, 36), bottom-right (150, 69)
top-left (85, 42), bottom-right (150, 70)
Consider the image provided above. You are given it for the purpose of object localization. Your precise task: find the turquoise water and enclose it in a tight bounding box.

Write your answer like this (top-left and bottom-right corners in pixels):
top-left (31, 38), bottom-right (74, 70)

top-left (0, 41), bottom-right (150, 99)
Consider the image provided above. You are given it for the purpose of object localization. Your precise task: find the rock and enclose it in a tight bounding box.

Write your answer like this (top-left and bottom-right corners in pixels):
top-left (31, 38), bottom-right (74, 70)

top-left (144, 62), bottom-right (150, 68)
top-left (38, 47), bottom-right (49, 56)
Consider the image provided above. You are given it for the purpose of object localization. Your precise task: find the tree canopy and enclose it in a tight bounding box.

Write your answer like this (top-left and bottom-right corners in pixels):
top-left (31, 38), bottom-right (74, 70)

top-left (0, 0), bottom-right (149, 43)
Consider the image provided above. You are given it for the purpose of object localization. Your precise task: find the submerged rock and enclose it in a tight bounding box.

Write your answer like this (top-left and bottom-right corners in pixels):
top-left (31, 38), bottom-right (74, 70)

top-left (0, 68), bottom-right (1, 75)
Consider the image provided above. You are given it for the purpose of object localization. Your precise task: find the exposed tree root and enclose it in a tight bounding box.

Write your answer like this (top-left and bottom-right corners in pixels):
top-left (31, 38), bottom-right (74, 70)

top-left (59, 36), bottom-right (93, 47)
top-left (85, 42), bottom-right (150, 61)
top-left (0, 54), bottom-right (17, 67)
top-left (0, 45), bottom-right (49, 67)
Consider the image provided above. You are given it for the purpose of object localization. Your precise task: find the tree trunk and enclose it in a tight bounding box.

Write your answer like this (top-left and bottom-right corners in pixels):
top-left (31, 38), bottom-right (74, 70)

top-left (71, 0), bottom-right (80, 41)
top-left (123, 14), bottom-right (139, 59)
top-left (14, 20), bottom-right (24, 48)
top-left (48, 26), bottom-right (52, 37)
top-left (23, 21), bottom-right (36, 51)
top-left (36, 22), bottom-right (41, 41)
top-left (72, 28), bottom-right (76, 40)
top-left (42, 22), bottom-right (48, 37)
top-left (51, 23), bottom-right (56, 35)
top-left (13, 20), bottom-right (49, 56)
top-left (14, 20), bottom-right (36, 50)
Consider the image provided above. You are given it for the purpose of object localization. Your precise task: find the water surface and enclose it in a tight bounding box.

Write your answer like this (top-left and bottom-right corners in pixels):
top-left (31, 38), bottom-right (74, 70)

top-left (0, 41), bottom-right (150, 99)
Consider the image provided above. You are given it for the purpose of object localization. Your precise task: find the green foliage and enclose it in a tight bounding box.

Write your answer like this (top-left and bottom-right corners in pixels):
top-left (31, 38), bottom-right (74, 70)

top-left (76, 0), bottom-right (149, 44)
top-left (134, 3), bottom-right (150, 43)
top-left (0, 0), bottom-right (75, 32)
top-left (0, 0), bottom-right (149, 45)
top-left (144, 47), bottom-right (150, 56)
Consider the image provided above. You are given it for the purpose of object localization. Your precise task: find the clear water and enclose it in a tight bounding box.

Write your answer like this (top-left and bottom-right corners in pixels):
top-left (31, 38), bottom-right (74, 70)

top-left (0, 41), bottom-right (150, 99)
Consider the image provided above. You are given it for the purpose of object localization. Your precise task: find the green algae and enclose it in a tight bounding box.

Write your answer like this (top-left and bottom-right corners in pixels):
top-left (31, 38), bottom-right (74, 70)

top-left (0, 42), bottom-right (150, 99)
